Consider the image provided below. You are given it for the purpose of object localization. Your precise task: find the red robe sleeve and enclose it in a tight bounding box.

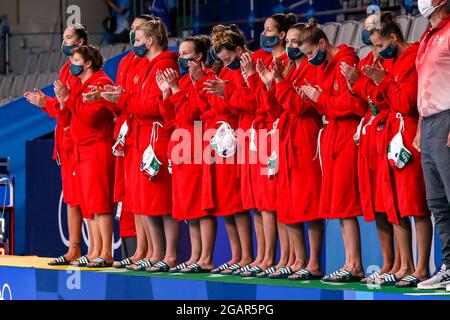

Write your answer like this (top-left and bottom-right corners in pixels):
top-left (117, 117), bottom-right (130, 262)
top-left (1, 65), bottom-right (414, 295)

top-left (316, 57), bottom-right (367, 118)
top-left (121, 58), bottom-right (178, 118)
top-left (374, 66), bottom-right (418, 116)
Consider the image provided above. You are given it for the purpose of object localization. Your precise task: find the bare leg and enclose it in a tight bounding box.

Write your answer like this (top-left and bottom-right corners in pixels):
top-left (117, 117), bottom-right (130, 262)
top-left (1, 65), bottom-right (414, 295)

top-left (374, 213), bottom-right (395, 274)
top-left (161, 215), bottom-right (179, 267)
top-left (65, 204), bottom-right (82, 260)
top-left (340, 218), bottom-right (364, 277)
top-left (223, 215), bottom-right (242, 265)
top-left (276, 222), bottom-right (289, 269)
top-left (252, 210), bottom-right (265, 266)
top-left (305, 220), bottom-right (324, 275)
top-left (392, 218), bottom-right (415, 280)
top-left (195, 216), bottom-right (217, 270)
top-left (147, 216), bottom-right (166, 263)
top-left (187, 219), bottom-right (202, 264)
top-left (97, 213), bottom-right (113, 263)
top-left (88, 217), bottom-right (102, 261)
top-left (234, 212), bottom-right (254, 267)
top-left (400, 216), bottom-right (432, 282)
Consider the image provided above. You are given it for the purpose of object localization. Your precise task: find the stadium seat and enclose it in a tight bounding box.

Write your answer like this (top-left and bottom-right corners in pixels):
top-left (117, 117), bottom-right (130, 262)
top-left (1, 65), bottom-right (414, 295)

top-left (396, 15), bottom-right (412, 39)
top-left (335, 20), bottom-right (358, 45)
top-left (408, 15), bottom-right (429, 43)
top-left (0, 75), bottom-right (15, 99)
top-left (23, 53), bottom-right (39, 74)
top-left (23, 73), bottom-right (39, 92)
top-left (10, 74), bottom-right (26, 98)
top-left (321, 22), bottom-right (341, 45)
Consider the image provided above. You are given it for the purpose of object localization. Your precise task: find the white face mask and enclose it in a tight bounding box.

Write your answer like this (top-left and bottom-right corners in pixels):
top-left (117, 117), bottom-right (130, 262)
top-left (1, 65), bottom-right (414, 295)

top-left (387, 113), bottom-right (412, 169)
top-left (112, 120), bottom-right (129, 157)
top-left (418, 0), bottom-right (446, 18)
top-left (210, 121), bottom-right (237, 158)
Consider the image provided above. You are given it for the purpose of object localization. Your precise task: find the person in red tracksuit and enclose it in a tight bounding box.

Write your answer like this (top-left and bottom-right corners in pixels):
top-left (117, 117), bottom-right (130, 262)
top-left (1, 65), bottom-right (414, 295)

top-left (254, 22), bottom-right (324, 280)
top-left (55, 45), bottom-right (116, 268)
top-left (103, 20), bottom-right (179, 272)
top-left (107, 14), bottom-right (156, 269)
top-left (24, 24), bottom-right (89, 266)
top-left (340, 13), bottom-right (400, 284)
top-left (198, 25), bottom-right (252, 275)
top-left (299, 19), bottom-right (367, 283)
top-left (362, 13), bottom-right (432, 288)
top-left (155, 35), bottom-right (218, 273)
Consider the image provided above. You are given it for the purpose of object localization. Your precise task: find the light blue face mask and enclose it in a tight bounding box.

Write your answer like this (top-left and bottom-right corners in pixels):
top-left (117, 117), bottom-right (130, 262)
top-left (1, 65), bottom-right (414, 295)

top-left (308, 47), bottom-right (326, 66)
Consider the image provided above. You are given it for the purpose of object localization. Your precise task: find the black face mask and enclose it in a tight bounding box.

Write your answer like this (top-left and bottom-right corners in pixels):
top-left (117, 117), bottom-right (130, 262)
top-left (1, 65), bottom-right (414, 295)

top-left (226, 56), bottom-right (241, 70)
top-left (286, 47), bottom-right (304, 60)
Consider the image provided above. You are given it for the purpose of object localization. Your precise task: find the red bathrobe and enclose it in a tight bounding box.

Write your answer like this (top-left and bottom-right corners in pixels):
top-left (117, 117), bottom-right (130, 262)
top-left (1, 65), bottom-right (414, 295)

top-left (351, 50), bottom-right (393, 222)
top-left (200, 66), bottom-right (245, 216)
top-left (119, 51), bottom-right (178, 216)
top-left (313, 44), bottom-right (367, 219)
top-left (265, 57), bottom-right (323, 224)
top-left (42, 60), bottom-right (80, 207)
top-left (112, 51), bottom-right (146, 237)
top-left (159, 70), bottom-right (213, 221)
top-left (64, 70), bottom-right (116, 217)
top-left (223, 49), bottom-right (274, 212)
top-left (373, 43), bottom-right (430, 224)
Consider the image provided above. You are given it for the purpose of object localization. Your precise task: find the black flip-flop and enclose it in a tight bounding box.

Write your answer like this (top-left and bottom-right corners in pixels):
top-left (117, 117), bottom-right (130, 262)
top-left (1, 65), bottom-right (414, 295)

top-left (321, 269), bottom-right (364, 283)
top-left (268, 267), bottom-right (294, 279)
top-left (169, 262), bottom-right (188, 273)
top-left (220, 264), bottom-right (242, 275)
top-left (70, 255), bottom-right (90, 267)
top-left (256, 266), bottom-right (277, 278)
top-left (113, 258), bottom-right (133, 269)
top-left (241, 265), bottom-right (264, 278)
top-left (211, 263), bottom-right (230, 274)
top-left (87, 257), bottom-right (113, 268)
top-left (180, 263), bottom-right (212, 274)
top-left (48, 256), bottom-right (71, 266)
top-left (146, 261), bottom-right (171, 273)
top-left (396, 275), bottom-right (421, 288)
top-left (288, 269), bottom-right (323, 281)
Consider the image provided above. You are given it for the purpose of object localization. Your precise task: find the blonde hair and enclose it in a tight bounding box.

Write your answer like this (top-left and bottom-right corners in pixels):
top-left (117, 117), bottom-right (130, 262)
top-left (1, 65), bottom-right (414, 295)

top-left (140, 19), bottom-right (169, 50)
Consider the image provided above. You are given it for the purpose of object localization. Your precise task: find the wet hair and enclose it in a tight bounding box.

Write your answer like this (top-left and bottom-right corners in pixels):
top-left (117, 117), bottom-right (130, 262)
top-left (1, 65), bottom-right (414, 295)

top-left (269, 13), bottom-right (297, 33)
top-left (73, 45), bottom-right (103, 72)
top-left (211, 24), bottom-right (247, 53)
top-left (183, 35), bottom-right (211, 62)
top-left (370, 12), bottom-right (404, 42)
top-left (69, 23), bottom-right (88, 45)
top-left (297, 18), bottom-right (329, 45)
top-left (140, 19), bottom-right (169, 50)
